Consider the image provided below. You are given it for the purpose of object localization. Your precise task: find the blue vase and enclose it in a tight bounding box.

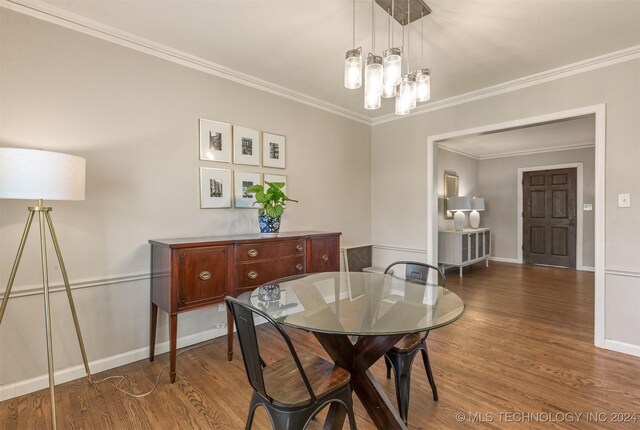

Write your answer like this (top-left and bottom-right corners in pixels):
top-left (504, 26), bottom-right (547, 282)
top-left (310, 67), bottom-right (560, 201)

top-left (258, 215), bottom-right (281, 236)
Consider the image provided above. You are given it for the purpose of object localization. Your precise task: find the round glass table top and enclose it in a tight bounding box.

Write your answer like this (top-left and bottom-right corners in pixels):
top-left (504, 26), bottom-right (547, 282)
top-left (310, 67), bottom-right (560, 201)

top-left (248, 271), bottom-right (465, 336)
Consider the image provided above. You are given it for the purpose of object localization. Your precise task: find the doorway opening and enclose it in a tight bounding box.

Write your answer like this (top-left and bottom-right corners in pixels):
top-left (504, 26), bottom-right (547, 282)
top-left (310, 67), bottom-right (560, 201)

top-left (426, 105), bottom-right (605, 348)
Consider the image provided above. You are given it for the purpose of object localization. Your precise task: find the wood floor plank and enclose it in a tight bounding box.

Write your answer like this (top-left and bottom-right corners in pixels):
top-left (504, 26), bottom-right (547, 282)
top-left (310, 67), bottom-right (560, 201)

top-left (1, 262), bottom-right (639, 429)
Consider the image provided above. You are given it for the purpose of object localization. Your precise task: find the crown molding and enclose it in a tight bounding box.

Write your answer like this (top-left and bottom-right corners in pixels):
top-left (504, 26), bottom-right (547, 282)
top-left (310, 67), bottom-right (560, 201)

top-left (372, 45), bottom-right (640, 125)
top-left (439, 142), bottom-right (596, 161)
top-left (3, 0), bottom-right (640, 128)
top-left (1, 0), bottom-right (373, 125)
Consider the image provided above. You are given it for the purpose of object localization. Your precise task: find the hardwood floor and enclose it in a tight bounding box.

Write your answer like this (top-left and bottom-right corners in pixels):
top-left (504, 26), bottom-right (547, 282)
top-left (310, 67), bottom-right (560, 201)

top-left (2, 262), bottom-right (639, 429)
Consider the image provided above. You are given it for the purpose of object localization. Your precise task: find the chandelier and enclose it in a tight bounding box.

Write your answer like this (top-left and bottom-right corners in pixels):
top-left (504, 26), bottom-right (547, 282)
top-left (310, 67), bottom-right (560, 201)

top-left (344, 0), bottom-right (431, 115)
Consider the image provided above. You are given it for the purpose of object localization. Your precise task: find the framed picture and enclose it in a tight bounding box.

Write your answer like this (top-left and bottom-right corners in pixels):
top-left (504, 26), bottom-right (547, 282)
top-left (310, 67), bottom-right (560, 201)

top-left (233, 126), bottom-right (260, 166)
top-left (443, 171), bottom-right (459, 219)
top-left (200, 167), bottom-right (232, 208)
top-left (264, 174), bottom-right (287, 194)
top-left (262, 132), bottom-right (286, 168)
top-left (234, 171), bottom-right (261, 208)
top-left (199, 119), bottom-right (232, 162)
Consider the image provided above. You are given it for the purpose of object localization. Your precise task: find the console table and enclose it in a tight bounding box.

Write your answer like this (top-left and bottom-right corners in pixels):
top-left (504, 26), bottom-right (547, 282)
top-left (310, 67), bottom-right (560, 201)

top-left (148, 231), bottom-right (340, 382)
top-left (438, 228), bottom-right (491, 277)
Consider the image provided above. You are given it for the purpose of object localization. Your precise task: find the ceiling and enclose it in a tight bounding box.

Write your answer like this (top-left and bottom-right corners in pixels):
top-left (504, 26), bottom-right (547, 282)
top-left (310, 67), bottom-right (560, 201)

top-left (438, 115), bottom-right (595, 159)
top-left (9, 0), bottom-right (640, 120)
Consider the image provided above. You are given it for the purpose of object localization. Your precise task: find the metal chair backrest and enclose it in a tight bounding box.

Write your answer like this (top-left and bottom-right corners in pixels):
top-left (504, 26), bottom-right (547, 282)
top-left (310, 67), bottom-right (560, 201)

top-left (383, 261), bottom-right (446, 289)
top-left (225, 296), bottom-right (317, 405)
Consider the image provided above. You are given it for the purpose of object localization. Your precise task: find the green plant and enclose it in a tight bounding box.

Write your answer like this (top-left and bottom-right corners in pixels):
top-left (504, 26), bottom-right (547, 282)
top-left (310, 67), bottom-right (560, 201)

top-left (245, 181), bottom-right (298, 218)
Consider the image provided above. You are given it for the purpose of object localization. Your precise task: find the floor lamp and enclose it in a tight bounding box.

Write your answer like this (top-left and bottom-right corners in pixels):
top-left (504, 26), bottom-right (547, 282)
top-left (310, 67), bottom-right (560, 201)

top-left (0, 148), bottom-right (92, 430)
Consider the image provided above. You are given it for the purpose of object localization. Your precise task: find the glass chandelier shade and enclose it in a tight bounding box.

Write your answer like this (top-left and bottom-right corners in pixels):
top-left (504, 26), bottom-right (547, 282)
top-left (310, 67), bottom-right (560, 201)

top-left (415, 69), bottom-right (431, 102)
top-left (395, 75), bottom-right (414, 115)
top-left (365, 54), bottom-right (384, 97)
top-left (344, 48), bottom-right (363, 89)
top-left (383, 48), bottom-right (402, 89)
top-left (407, 73), bottom-right (418, 109)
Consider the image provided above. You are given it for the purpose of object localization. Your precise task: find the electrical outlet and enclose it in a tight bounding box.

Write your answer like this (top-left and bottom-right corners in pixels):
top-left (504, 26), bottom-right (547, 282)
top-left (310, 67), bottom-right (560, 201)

top-left (216, 322), bottom-right (226, 329)
top-left (618, 193), bottom-right (631, 208)
top-left (218, 304), bottom-right (226, 312)
top-left (583, 204), bottom-right (593, 211)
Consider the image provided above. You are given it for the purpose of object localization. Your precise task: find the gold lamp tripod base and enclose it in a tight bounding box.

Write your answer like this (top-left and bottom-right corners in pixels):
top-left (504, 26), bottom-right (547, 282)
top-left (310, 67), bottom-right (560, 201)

top-left (0, 200), bottom-right (92, 430)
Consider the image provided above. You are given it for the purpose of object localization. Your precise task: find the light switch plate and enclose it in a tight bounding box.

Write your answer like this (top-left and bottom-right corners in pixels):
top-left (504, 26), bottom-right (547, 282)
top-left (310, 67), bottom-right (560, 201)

top-left (583, 204), bottom-right (593, 211)
top-left (618, 193), bottom-right (631, 208)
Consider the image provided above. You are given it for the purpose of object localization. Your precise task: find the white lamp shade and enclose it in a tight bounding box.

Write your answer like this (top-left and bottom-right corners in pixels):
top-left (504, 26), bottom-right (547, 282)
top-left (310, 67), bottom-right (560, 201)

top-left (470, 197), bottom-right (485, 211)
top-left (447, 196), bottom-right (471, 211)
top-left (0, 148), bottom-right (86, 201)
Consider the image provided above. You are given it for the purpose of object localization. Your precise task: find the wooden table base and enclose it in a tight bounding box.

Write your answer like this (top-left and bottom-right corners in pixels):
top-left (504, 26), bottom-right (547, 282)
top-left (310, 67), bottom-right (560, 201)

top-left (313, 332), bottom-right (408, 430)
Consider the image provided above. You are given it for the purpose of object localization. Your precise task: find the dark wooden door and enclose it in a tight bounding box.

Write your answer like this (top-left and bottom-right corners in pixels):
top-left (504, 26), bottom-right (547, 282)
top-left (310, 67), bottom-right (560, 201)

top-left (523, 168), bottom-right (577, 267)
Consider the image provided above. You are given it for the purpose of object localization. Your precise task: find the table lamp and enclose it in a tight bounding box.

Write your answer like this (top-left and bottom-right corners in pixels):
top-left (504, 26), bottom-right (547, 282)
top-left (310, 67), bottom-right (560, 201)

top-left (469, 197), bottom-right (485, 229)
top-left (446, 196), bottom-right (471, 231)
top-left (0, 147), bottom-right (92, 430)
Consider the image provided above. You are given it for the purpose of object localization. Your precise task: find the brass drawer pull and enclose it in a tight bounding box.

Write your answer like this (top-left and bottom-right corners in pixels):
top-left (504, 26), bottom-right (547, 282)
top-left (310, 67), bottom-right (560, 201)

top-left (247, 249), bottom-right (259, 258)
top-left (199, 271), bottom-right (212, 281)
top-left (247, 271), bottom-right (258, 280)
top-left (295, 244), bottom-right (304, 252)
top-left (296, 264), bottom-right (304, 272)
top-left (321, 254), bottom-right (329, 262)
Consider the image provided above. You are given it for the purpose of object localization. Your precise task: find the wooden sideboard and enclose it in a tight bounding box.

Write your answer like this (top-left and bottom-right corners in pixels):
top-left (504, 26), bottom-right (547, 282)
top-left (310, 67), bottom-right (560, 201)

top-left (148, 231), bottom-right (341, 382)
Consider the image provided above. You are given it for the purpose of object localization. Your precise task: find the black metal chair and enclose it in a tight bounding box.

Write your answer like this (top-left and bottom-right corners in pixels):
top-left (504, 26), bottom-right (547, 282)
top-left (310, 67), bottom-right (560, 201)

top-left (225, 296), bottom-right (357, 430)
top-left (383, 261), bottom-right (444, 424)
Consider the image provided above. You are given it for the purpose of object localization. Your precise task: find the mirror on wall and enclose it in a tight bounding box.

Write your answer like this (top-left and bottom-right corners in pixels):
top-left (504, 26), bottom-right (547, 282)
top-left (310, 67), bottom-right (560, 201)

top-left (443, 172), bottom-right (459, 219)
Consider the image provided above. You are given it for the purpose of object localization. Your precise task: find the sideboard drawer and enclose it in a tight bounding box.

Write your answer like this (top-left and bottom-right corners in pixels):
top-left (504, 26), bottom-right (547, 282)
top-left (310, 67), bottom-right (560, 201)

top-left (235, 256), bottom-right (306, 292)
top-left (235, 239), bottom-right (306, 262)
top-left (176, 246), bottom-right (228, 310)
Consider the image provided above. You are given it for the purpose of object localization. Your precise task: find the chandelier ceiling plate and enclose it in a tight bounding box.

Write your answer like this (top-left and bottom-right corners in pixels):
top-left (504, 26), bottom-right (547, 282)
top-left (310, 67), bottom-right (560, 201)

top-left (375, 0), bottom-right (431, 25)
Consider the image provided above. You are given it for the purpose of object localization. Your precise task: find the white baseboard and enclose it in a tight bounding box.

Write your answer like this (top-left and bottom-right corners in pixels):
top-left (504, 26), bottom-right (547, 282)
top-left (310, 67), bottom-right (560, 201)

top-left (488, 257), bottom-right (596, 273)
top-left (603, 339), bottom-right (640, 357)
top-left (0, 326), bottom-right (228, 402)
top-left (488, 256), bottom-right (521, 264)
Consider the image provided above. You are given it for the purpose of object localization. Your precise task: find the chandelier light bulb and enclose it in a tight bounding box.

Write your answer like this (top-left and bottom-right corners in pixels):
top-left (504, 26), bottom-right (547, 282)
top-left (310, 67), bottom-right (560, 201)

top-left (344, 48), bottom-right (363, 89)
top-left (382, 82), bottom-right (397, 99)
top-left (364, 90), bottom-right (382, 110)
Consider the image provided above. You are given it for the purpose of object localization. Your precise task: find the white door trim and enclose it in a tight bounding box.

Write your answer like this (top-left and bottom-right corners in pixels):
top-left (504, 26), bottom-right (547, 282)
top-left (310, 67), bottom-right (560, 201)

top-left (517, 163), bottom-right (585, 270)
top-left (426, 104), bottom-right (606, 348)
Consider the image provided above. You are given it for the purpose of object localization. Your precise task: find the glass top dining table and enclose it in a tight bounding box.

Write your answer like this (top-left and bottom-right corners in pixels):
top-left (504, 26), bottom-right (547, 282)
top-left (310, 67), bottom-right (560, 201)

top-left (248, 271), bottom-right (465, 336)
top-left (243, 271), bottom-right (465, 430)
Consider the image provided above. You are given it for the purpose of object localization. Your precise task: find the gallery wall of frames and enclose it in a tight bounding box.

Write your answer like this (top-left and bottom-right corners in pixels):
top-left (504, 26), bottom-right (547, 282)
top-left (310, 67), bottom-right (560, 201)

top-left (198, 118), bottom-right (287, 209)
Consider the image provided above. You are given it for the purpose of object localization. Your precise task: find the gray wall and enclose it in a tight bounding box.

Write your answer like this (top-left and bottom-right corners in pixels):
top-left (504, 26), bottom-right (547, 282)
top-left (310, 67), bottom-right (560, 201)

top-left (479, 147), bottom-right (595, 267)
top-left (0, 9), bottom-right (371, 394)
